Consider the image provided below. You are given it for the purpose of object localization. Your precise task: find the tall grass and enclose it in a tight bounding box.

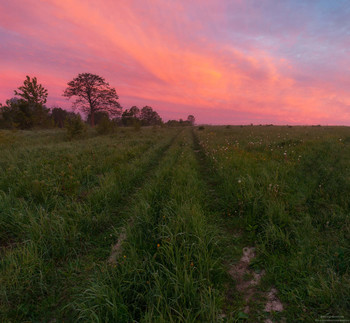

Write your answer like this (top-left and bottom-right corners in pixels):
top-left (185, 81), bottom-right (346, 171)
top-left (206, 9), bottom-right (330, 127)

top-left (72, 130), bottom-right (225, 322)
top-left (196, 125), bottom-right (350, 320)
top-left (0, 127), bottom-right (179, 321)
top-left (1, 126), bottom-right (349, 321)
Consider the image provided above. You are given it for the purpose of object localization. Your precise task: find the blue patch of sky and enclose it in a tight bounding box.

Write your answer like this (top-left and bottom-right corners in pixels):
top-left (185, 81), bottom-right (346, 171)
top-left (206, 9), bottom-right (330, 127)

top-left (195, 0), bottom-right (350, 63)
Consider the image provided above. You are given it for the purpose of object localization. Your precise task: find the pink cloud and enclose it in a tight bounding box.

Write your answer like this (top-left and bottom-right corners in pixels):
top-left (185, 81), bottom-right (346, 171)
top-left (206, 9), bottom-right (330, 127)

top-left (0, 0), bottom-right (349, 124)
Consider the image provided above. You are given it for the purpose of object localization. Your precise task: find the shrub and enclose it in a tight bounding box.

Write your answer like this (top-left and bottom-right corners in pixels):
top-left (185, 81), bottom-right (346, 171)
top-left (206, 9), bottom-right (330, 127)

top-left (66, 114), bottom-right (86, 139)
top-left (96, 116), bottom-right (115, 135)
top-left (198, 126), bottom-right (205, 131)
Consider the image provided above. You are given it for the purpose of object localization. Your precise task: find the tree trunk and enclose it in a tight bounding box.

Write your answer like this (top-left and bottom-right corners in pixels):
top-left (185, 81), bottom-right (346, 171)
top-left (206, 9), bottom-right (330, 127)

top-left (90, 111), bottom-right (95, 127)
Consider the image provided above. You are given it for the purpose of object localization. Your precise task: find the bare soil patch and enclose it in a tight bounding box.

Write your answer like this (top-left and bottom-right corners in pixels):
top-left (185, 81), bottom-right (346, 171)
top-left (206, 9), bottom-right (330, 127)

top-left (228, 246), bottom-right (284, 320)
top-left (108, 230), bottom-right (127, 264)
top-left (265, 288), bottom-right (284, 312)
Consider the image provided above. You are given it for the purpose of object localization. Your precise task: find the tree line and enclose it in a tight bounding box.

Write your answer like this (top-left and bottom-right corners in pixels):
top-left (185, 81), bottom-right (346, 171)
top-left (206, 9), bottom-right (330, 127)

top-left (0, 73), bottom-right (195, 130)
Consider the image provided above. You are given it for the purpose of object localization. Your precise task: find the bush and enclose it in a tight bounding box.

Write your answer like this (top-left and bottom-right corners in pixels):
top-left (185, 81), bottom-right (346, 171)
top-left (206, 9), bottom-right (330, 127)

top-left (96, 116), bottom-right (116, 135)
top-left (66, 115), bottom-right (86, 139)
top-left (0, 99), bottom-right (51, 130)
top-left (198, 126), bottom-right (205, 131)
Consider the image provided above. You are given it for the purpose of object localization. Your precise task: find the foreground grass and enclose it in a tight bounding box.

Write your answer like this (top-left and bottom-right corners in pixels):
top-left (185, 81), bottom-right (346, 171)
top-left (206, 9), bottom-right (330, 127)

top-left (1, 126), bottom-right (349, 322)
top-left (72, 130), bottom-right (225, 322)
top-left (0, 127), bottom-right (179, 321)
top-left (196, 125), bottom-right (350, 321)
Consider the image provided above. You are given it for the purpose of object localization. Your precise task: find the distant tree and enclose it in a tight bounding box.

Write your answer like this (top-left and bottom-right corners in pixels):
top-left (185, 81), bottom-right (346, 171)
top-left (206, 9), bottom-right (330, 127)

top-left (166, 119), bottom-right (180, 127)
top-left (187, 115), bottom-right (195, 126)
top-left (122, 106), bottom-right (140, 126)
top-left (14, 75), bottom-right (48, 105)
top-left (63, 73), bottom-right (121, 127)
top-left (51, 107), bottom-right (69, 128)
top-left (129, 106), bottom-right (140, 118)
top-left (0, 102), bottom-right (12, 128)
top-left (166, 116), bottom-right (194, 127)
top-left (1, 97), bottom-right (50, 129)
top-left (6, 76), bottom-right (51, 129)
top-left (0, 76), bottom-right (51, 129)
top-left (0, 104), bottom-right (3, 128)
top-left (140, 106), bottom-right (162, 126)
top-left (87, 111), bottom-right (110, 126)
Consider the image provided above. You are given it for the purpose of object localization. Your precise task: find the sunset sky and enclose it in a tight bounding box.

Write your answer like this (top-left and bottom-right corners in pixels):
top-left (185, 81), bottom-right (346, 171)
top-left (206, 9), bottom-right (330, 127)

top-left (1, 0), bottom-right (350, 124)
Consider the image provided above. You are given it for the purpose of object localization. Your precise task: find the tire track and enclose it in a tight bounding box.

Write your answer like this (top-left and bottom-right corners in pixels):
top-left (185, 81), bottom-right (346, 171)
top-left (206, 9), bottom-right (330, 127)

top-left (192, 128), bottom-right (284, 322)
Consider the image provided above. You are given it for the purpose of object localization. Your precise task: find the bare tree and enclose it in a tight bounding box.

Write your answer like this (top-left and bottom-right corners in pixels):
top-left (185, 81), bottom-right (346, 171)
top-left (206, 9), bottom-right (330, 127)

top-left (63, 73), bottom-right (121, 127)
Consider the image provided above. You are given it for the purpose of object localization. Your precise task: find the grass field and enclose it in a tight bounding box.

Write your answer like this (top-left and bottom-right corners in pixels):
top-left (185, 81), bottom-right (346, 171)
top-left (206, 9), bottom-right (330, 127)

top-left (1, 126), bottom-right (349, 322)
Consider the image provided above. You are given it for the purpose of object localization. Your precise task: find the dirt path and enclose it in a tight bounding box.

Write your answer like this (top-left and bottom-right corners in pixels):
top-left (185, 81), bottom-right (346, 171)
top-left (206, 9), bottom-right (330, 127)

top-left (192, 129), bottom-right (284, 322)
top-left (107, 130), bottom-right (182, 265)
top-left (229, 246), bottom-right (284, 321)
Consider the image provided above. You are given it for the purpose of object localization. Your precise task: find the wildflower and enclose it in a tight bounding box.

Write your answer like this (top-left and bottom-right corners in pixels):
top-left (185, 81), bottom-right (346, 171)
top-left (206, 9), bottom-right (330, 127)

top-left (123, 255), bottom-right (127, 259)
top-left (190, 262), bottom-right (194, 267)
top-left (157, 243), bottom-right (160, 248)
top-left (238, 179), bottom-right (241, 184)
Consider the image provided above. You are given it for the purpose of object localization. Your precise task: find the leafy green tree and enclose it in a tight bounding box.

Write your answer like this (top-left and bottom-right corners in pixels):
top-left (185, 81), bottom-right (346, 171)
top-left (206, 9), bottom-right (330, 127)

top-left (0, 76), bottom-right (51, 129)
top-left (1, 97), bottom-right (50, 129)
top-left (140, 106), bottom-right (162, 126)
top-left (63, 73), bottom-right (121, 127)
top-left (14, 76), bottom-right (48, 105)
top-left (51, 107), bottom-right (69, 128)
top-left (187, 115), bottom-right (195, 126)
top-left (122, 106), bottom-right (140, 126)
top-left (166, 119), bottom-right (180, 127)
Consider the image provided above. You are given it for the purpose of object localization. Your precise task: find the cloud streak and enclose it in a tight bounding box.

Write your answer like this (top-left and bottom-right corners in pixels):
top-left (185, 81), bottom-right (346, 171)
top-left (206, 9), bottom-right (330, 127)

top-left (0, 0), bottom-right (349, 124)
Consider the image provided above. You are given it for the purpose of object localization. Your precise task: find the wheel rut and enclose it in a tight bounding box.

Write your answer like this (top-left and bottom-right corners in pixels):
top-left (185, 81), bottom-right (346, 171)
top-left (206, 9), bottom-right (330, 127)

top-left (191, 128), bottom-right (284, 322)
top-left (107, 129), bottom-right (182, 264)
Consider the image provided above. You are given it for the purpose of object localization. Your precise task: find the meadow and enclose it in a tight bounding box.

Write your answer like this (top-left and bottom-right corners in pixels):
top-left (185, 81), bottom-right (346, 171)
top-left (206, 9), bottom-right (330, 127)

top-left (0, 126), bottom-right (349, 322)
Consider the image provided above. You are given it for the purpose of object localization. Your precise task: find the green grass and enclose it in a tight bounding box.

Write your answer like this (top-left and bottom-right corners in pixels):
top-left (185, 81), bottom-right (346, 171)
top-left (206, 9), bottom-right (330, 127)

top-left (72, 130), bottom-right (225, 322)
top-left (0, 127), bottom-right (179, 321)
top-left (195, 125), bottom-right (350, 321)
top-left (0, 125), bottom-right (349, 322)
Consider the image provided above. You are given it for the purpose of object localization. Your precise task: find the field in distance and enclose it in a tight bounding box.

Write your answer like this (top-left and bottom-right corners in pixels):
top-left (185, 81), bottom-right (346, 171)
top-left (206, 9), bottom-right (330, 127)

top-left (0, 125), bottom-right (349, 322)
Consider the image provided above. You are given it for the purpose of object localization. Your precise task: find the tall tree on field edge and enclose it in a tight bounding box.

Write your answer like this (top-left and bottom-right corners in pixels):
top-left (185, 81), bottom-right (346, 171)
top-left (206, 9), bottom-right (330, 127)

top-left (63, 73), bottom-right (121, 127)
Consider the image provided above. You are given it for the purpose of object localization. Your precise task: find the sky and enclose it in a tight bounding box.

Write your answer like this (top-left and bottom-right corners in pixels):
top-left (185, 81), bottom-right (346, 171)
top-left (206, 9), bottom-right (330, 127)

top-left (0, 0), bottom-right (350, 125)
